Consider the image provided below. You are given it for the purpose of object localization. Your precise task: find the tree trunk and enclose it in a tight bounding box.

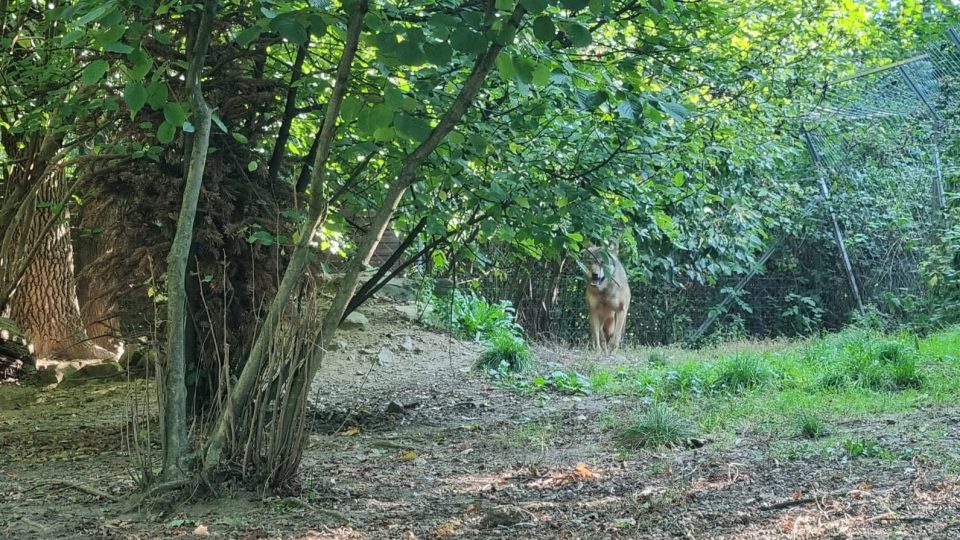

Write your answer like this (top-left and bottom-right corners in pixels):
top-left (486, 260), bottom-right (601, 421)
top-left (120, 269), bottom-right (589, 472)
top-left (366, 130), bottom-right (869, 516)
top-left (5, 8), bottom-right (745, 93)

top-left (3, 164), bottom-right (112, 360)
top-left (160, 0), bottom-right (219, 482)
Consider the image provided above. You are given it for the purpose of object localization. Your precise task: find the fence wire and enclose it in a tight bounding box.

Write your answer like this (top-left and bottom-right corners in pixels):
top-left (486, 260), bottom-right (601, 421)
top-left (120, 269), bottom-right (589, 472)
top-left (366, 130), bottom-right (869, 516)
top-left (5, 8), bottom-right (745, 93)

top-left (474, 29), bottom-right (960, 347)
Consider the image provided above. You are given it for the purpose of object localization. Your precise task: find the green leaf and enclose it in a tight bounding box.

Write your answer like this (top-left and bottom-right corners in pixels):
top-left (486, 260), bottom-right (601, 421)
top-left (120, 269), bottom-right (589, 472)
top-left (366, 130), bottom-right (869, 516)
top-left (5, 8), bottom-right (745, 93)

top-left (156, 121), bottom-right (176, 144)
top-left (560, 0), bottom-right (590, 10)
top-left (232, 132), bottom-right (249, 144)
top-left (521, 0), bottom-right (548, 13)
top-left (340, 96), bottom-right (361, 122)
top-left (423, 42), bottom-right (453, 65)
top-left (513, 56), bottom-right (535, 84)
top-left (80, 60), bottom-right (109, 85)
top-left (495, 52), bottom-right (516, 81)
top-left (395, 40), bottom-right (425, 66)
top-left (270, 16), bottom-right (309, 45)
top-left (495, 0), bottom-right (514, 10)
top-left (532, 16), bottom-right (555, 42)
top-left (61, 29), bottom-right (84, 46)
top-left (146, 81), bottom-right (167, 109)
top-left (449, 131), bottom-right (466, 145)
top-left (212, 114), bottom-right (228, 133)
top-left (589, 0), bottom-right (609, 14)
top-left (236, 26), bottom-right (262, 47)
top-left (77, 4), bottom-right (112, 25)
top-left (247, 160), bottom-right (258, 172)
top-left (384, 85), bottom-right (403, 109)
top-left (450, 28), bottom-right (485, 54)
top-left (532, 64), bottom-right (552, 86)
top-left (616, 100), bottom-right (634, 119)
top-left (163, 102), bottom-right (187, 126)
top-left (566, 23), bottom-right (591, 47)
top-left (128, 48), bottom-right (153, 80)
top-left (662, 101), bottom-right (692, 124)
top-left (395, 114), bottom-right (432, 142)
top-left (124, 82), bottom-right (147, 118)
top-left (104, 42), bottom-right (133, 54)
top-left (672, 171), bottom-right (685, 186)
top-left (370, 103), bottom-right (394, 128)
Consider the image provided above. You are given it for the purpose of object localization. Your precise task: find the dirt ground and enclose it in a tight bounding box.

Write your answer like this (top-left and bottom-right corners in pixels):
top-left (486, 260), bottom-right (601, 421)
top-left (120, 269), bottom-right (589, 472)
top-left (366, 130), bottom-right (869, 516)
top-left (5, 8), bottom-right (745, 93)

top-left (2, 296), bottom-right (960, 539)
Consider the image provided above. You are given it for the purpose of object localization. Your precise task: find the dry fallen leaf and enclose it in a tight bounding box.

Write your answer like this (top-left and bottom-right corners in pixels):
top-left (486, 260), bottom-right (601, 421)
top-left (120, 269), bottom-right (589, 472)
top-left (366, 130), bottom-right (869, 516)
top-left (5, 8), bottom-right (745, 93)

top-left (574, 463), bottom-right (596, 478)
top-left (400, 450), bottom-right (417, 461)
top-left (339, 426), bottom-right (361, 436)
top-left (193, 524), bottom-right (210, 536)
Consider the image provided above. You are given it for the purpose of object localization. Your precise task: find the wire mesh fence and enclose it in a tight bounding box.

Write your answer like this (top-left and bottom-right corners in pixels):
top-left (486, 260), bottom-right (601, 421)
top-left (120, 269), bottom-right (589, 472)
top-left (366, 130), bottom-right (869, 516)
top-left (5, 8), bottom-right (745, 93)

top-left (460, 28), bottom-right (960, 347)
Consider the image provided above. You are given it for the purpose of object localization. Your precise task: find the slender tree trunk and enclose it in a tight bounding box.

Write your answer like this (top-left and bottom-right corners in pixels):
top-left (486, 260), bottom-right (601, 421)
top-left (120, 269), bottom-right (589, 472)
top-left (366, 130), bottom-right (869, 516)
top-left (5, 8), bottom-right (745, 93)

top-left (203, 0), bottom-right (370, 472)
top-left (160, 0), bottom-right (219, 482)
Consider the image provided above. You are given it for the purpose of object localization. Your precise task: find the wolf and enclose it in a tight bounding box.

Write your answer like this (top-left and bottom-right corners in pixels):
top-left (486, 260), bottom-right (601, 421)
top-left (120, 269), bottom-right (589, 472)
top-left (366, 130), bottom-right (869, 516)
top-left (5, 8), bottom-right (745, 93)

top-left (583, 245), bottom-right (630, 354)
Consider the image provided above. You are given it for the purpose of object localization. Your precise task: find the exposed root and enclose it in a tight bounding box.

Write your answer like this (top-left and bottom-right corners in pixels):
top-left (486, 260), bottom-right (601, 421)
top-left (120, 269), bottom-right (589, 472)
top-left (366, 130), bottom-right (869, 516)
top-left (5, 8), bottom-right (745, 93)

top-left (50, 479), bottom-right (119, 502)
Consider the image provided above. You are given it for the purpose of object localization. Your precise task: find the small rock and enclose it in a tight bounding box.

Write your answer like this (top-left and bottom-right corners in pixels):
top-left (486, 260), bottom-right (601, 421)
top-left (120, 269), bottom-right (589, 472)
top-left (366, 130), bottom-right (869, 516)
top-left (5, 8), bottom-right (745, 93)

top-left (687, 437), bottom-right (708, 449)
top-left (379, 281), bottom-right (417, 303)
top-left (339, 311), bottom-right (369, 330)
top-left (60, 361), bottom-right (124, 387)
top-left (193, 524), bottom-right (210, 536)
top-left (330, 340), bottom-right (349, 352)
top-left (386, 401), bottom-right (405, 414)
top-left (394, 304), bottom-right (421, 322)
top-left (401, 336), bottom-right (415, 352)
top-left (377, 347), bottom-right (395, 366)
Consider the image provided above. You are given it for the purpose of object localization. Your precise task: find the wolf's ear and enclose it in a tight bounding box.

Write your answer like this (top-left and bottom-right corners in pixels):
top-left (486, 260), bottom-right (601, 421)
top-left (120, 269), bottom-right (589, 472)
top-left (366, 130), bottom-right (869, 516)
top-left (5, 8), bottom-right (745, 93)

top-left (609, 238), bottom-right (620, 255)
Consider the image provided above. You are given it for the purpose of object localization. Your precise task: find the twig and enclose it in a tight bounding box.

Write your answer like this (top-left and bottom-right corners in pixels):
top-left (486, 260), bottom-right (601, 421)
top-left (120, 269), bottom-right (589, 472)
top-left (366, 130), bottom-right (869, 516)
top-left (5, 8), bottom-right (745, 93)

top-left (276, 497), bottom-right (351, 523)
top-left (21, 517), bottom-right (48, 532)
top-left (759, 489), bottom-right (852, 511)
top-left (49, 479), bottom-right (119, 502)
top-left (369, 439), bottom-right (422, 451)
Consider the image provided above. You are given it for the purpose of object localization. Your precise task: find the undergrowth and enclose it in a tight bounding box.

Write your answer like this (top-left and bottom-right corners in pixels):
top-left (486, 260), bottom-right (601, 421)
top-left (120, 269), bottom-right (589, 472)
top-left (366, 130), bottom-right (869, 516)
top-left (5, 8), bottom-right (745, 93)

top-left (505, 326), bottom-right (960, 452)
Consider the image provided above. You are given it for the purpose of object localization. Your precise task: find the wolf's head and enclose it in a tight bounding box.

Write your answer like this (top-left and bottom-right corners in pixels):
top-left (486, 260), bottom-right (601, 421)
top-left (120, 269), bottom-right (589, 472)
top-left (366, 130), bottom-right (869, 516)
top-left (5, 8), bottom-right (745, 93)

top-left (583, 246), bottom-right (608, 289)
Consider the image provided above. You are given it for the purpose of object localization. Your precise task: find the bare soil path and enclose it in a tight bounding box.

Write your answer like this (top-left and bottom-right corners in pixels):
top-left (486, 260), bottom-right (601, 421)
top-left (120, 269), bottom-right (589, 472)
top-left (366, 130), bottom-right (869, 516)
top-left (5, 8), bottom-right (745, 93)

top-left (2, 297), bottom-right (959, 538)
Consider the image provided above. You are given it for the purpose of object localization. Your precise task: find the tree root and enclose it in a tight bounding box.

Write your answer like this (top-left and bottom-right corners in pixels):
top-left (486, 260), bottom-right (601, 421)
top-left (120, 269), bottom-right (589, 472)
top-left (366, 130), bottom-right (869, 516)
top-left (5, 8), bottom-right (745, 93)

top-left (50, 479), bottom-right (119, 502)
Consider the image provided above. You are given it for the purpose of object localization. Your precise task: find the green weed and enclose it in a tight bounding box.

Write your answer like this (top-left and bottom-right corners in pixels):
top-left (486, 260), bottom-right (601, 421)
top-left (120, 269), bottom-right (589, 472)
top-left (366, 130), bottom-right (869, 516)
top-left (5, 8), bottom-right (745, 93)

top-left (795, 410), bottom-right (829, 439)
top-left (474, 328), bottom-right (533, 373)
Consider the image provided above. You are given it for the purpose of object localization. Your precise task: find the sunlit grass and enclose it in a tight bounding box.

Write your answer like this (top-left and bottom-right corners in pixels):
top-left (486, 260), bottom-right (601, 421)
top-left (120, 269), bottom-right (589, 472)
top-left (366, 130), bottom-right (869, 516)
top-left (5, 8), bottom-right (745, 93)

top-left (583, 326), bottom-right (960, 447)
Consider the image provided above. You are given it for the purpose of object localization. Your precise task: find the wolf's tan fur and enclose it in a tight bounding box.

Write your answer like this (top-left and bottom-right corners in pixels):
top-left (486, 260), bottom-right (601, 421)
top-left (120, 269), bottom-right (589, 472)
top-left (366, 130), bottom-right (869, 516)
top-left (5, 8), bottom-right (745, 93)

top-left (584, 246), bottom-right (630, 354)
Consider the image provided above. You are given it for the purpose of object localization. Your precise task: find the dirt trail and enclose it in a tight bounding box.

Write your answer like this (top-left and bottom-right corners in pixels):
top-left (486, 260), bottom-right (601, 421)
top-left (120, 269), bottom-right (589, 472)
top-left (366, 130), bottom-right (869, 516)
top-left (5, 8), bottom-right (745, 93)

top-left (2, 296), bottom-right (959, 538)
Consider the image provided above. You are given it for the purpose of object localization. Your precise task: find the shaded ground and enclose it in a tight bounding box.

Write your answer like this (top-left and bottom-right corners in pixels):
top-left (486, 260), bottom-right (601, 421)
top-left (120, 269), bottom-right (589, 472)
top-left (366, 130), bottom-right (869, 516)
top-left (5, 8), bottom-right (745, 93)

top-left (2, 297), bottom-right (960, 538)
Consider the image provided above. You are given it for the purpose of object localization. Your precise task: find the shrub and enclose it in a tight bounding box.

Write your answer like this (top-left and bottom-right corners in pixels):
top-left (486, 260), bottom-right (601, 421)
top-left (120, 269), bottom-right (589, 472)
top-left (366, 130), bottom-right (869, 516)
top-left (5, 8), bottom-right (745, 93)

top-left (619, 402), bottom-right (694, 449)
top-left (474, 328), bottom-right (532, 373)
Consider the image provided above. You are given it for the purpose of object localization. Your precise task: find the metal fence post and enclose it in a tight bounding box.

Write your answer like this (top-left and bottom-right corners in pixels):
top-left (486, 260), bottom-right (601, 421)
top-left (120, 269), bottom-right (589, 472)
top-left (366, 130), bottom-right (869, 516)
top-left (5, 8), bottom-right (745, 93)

top-left (898, 65), bottom-right (947, 212)
top-left (802, 129), bottom-right (866, 316)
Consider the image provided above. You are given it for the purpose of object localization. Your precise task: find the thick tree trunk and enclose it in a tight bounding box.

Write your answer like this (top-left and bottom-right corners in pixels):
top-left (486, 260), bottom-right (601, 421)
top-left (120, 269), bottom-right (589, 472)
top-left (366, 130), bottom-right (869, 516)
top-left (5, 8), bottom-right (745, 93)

top-left (3, 165), bottom-right (111, 359)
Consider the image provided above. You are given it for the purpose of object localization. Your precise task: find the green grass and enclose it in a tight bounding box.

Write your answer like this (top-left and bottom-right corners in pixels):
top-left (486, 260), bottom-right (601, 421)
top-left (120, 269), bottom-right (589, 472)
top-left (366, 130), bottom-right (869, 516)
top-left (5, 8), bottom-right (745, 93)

top-left (582, 326), bottom-right (960, 450)
top-left (619, 402), bottom-right (694, 449)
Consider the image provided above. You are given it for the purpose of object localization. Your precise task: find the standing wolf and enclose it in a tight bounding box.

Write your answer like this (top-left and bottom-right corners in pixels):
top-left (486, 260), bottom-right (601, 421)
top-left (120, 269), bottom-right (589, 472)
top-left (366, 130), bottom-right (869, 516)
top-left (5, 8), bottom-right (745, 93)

top-left (583, 245), bottom-right (630, 354)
